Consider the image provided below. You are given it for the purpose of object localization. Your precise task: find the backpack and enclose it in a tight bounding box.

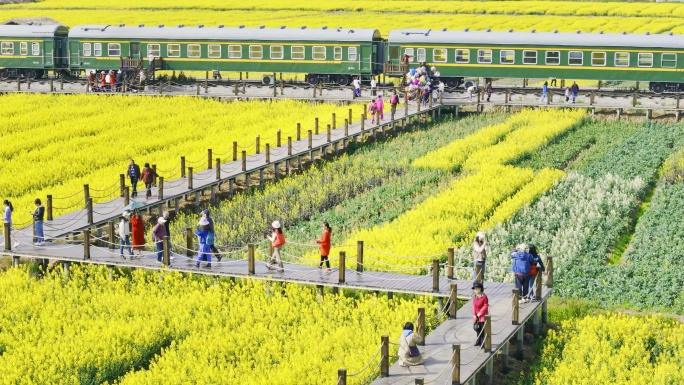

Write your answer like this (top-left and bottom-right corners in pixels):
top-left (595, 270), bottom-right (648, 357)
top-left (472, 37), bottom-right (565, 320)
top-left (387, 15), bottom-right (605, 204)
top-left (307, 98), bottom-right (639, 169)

top-left (390, 94), bottom-right (399, 104)
top-left (369, 103), bottom-right (376, 113)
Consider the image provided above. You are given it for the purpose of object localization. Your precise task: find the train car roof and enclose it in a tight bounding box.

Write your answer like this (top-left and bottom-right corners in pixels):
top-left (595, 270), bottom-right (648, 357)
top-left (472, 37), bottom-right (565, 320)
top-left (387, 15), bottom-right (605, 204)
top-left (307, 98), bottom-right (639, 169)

top-left (0, 24), bottom-right (69, 37)
top-left (388, 29), bottom-right (684, 50)
top-left (69, 25), bottom-right (381, 42)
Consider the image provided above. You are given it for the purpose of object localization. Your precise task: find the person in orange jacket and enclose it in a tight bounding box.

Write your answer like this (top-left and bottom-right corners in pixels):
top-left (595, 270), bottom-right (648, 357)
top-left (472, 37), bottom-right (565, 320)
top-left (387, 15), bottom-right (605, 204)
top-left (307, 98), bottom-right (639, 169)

top-left (109, 71), bottom-right (116, 92)
top-left (316, 222), bottom-right (332, 272)
top-left (100, 71), bottom-right (107, 91)
top-left (267, 220), bottom-right (285, 272)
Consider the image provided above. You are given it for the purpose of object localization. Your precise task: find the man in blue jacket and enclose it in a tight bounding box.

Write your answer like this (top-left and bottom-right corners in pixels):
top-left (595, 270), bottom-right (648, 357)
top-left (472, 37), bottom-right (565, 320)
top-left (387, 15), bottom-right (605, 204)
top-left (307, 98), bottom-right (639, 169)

top-left (510, 244), bottom-right (532, 303)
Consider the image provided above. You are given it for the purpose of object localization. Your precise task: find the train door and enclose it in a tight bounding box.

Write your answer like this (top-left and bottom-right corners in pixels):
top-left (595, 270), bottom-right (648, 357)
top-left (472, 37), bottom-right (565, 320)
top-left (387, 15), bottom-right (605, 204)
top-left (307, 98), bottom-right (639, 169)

top-left (361, 45), bottom-right (372, 72)
top-left (130, 42), bottom-right (140, 59)
top-left (69, 40), bottom-right (80, 68)
top-left (43, 40), bottom-right (54, 66)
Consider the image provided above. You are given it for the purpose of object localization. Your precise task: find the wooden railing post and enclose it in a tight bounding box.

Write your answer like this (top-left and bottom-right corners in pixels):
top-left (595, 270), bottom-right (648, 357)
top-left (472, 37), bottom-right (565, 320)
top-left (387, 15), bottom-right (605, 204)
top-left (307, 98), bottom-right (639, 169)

top-left (233, 142), bottom-right (238, 161)
top-left (83, 229), bottom-right (90, 260)
top-left (447, 247), bottom-right (454, 279)
top-left (536, 269), bottom-right (543, 299)
top-left (380, 335), bottom-right (389, 377)
top-left (484, 315), bottom-right (492, 352)
top-left (248, 243), bottom-right (255, 274)
top-left (186, 227), bottom-right (193, 257)
top-left (181, 156), bottom-right (186, 178)
top-left (308, 130), bottom-right (313, 149)
top-left (46, 194), bottom-right (53, 220)
top-left (338, 251), bottom-right (346, 284)
top-left (449, 283), bottom-right (458, 319)
top-left (241, 151), bottom-right (247, 171)
top-left (265, 143), bottom-right (270, 163)
top-left (545, 257), bottom-right (553, 287)
top-left (207, 149), bottom-right (213, 169)
top-left (152, 164), bottom-right (157, 185)
top-left (512, 289), bottom-right (520, 325)
top-left (163, 236), bottom-right (171, 266)
top-left (123, 186), bottom-right (130, 206)
top-left (86, 198), bottom-right (93, 224)
top-left (337, 369), bottom-right (347, 385)
top-left (344, 119), bottom-right (349, 136)
top-left (188, 167), bottom-right (193, 189)
top-left (332, 113), bottom-right (336, 129)
top-left (315, 118), bottom-right (319, 134)
top-left (418, 307), bottom-right (426, 345)
top-left (327, 124), bottom-right (331, 142)
top-left (158, 177), bottom-right (164, 200)
top-left (356, 240), bottom-right (364, 272)
top-left (361, 113), bottom-right (365, 130)
top-left (3, 223), bottom-right (11, 251)
top-left (120, 174), bottom-right (125, 197)
top-left (287, 137), bottom-right (292, 155)
top-left (256, 135), bottom-right (261, 154)
top-left (215, 159), bottom-right (221, 180)
top-left (348, 108), bottom-right (353, 125)
top-left (432, 258), bottom-right (439, 292)
top-left (83, 184), bottom-right (90, 202)
top-left (108, 221), bottom-right (115, 249)
top-left (452, 344), bottom-right (461, 385)
top-left (277, 129), bottom-right (281, 147)
top-left (297, 123), bottom-right (301, 140)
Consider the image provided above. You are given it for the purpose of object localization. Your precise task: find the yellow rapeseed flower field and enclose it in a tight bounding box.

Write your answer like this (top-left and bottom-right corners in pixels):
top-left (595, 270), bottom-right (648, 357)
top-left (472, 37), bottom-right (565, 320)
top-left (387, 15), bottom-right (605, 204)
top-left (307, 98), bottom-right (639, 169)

top-left (0, 94), bottom-right (363, 225)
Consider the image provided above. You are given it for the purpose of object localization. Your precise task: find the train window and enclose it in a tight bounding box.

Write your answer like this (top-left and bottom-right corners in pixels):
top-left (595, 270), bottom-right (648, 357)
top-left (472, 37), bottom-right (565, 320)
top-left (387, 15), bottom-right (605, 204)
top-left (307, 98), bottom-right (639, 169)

top-left (455, 49), bottom-right (469, 63)
top-left (545, 51), bottom-right (560, 65)
top-left (208, 44), bottom-right (221, 58)
top-left (433, 49), bottom-right (447, 63)
top-left (270, 46), bottom-right (283, 59)
top-left (591, 52), bottom-right (606, 66)
top-left (404, 48), bottom-right (414, 62)
top-left (291, 46), bottom-right (305, 60)
top-left (662, 53), bottom-right (677, 68)
top-left (312, 46), bottom-right (326, 60)
top-left (82, 43), bottom-right (91, 56)
top-left (187, 44), bottom-right (201, 58)
top-left (478, 49), bottom-right (492, 64)
top-left (167, 44), bottom-right (180, 57)
top-left (638, 53), bottom-right (653, 67)
top-left (0, 42), bottom-right (12, 55)
top-left (500, 50), bottom-right (514, 64)
top-left (568, 51), bottom-right (583, 65)
top-left (108, 43), bottom-right (121, 57)
top-left (523, 50), bottom-right (537, 65)
top-left (614, 52), bottom-right (630, 67)
top-left (147, 44), bottom-right (160, 57)
top-left (228, 45), bottom-right (242, 59)
top-left (250, 45), bottom-right (263, 59)
top-left (417, 48), bottom-right (426, 62)
top-left (334, 46), bottom-right (342, 61)
top-left (20, 42), bottom-right (27, 55)
top-left (94, 43), bottom-right (102, 56)
top-left (32, 43), bottom-right (39, 56)
top-left (348, 47), bottom-right (357, 61)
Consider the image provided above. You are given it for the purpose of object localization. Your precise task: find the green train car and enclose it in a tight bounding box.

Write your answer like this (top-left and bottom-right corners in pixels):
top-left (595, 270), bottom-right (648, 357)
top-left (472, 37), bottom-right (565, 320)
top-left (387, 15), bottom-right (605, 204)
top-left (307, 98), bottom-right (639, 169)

top-left (386, 29), bottom-right (684, 93)
top-left (67, 24), bottom-right (384, 85)
top-left (0, 24), bottom-right (69, 79)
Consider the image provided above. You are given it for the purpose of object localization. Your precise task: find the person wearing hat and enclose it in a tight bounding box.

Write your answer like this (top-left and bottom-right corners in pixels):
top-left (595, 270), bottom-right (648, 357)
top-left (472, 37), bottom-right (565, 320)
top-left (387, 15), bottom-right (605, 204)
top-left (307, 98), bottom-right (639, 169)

top-left (472, 231), bottom-right (489, 282)
top-left (510, 244), bottom-right (533, 302)
top-left (195, 217), bottom-right (212, 268)
top-left (266, 220), bottom-right (285, 272)
top-left (202, 209), bottom-right (221, 262)
top-left (472, 281), bottom-right (489, 346)
top-left (152, 216), bottom-right (168, 263)
top-left (118, 212), bottom-right (132, 259)
top-left (397, 322), bottom-right (424, 367)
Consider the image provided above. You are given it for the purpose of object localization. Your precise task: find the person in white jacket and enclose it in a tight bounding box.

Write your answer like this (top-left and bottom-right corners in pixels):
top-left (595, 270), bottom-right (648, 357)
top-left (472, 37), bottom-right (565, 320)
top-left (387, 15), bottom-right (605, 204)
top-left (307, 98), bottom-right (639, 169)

top-left (118, 212), bottom-right (132, 259)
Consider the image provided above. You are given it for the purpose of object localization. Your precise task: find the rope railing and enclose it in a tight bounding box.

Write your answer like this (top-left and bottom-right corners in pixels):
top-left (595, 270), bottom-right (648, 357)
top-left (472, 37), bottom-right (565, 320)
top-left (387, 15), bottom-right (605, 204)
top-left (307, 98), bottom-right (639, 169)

top-left (346, 345), bottom-right (383, 377)
top-left (422, 350), bottom-right (457, 385)
top-left (51, 190), bottom-right (86, 200)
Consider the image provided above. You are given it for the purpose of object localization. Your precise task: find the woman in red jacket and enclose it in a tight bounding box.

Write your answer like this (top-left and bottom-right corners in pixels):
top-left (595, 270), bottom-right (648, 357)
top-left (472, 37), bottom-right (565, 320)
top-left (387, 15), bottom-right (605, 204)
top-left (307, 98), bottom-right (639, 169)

top-left (130, 210), bottom-right (145, 259)
top-left (267, 220), bottom-right (285, 272)
top-left (140, 163), bottom-right (159, 199)
top-left (316, 222), bottom-right (332, 272)
top-left (472, 281), bottom-right (489, 347)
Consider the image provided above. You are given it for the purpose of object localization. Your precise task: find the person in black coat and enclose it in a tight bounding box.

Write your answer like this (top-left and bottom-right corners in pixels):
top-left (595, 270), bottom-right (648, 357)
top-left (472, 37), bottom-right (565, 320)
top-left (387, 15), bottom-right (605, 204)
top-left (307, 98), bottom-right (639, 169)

top-left (127, 159), bottom-right (141, 198)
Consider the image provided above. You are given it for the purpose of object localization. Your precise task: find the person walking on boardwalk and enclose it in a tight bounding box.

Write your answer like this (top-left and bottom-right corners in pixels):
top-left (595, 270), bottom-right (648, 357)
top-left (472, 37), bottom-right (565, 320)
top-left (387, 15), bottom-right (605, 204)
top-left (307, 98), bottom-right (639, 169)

top-left (370, 77), bottom-right (377, 97)
top-left (353, 76), bottom-right (361, 98)
top-left (195, 217), bottom-right (212, 268)
top-left (368, 99), bottom-right (377, 124)
top-left (397, 322), bottom-right (424, 367)
top-left (267, 220), bottom-right (285, 272)
top-left (526, 244), bottom-right (546, 301)
top-left (152, 217), bottom-right (168, 263)
top-left (390, 90), bottom-right (399, 117)
top-left (202, 209), bottom-right (222, 262)
top-left (30, 198), bottom-right (45, 246)
top-left (571, 81), bottom-right (579, 103)
top-left (316, 222), bottom-right (332, 273)
top-left (117, 212), bottom-right (132, 259)
top-left (375, 96), bottom-right (385, 122)
top-left (101, 71), bottom-right (108, 92)
top-left (510, 244), bottom-right (533, 303)
top-left (140, 163), bottom-right (159, 200)
top-left (471, 281), bottom-right (489, 347)
top-left (130, 210), bottom-right (145, 258)
top-left (2, 200), bottom-right (19, 248)
top-left (87, 71), bottom-right (95, 91)
top-left (109, 71), bottom-right (116, 92)
top-left (540, 81), bottom-right (549, 103)
top-left (472, 231), bottom-right (489, 282)
top-left (485, 81), bottom-right (493, 102)
top-left (564, 87), bottom-right (571, 103)
top-left (127, 159), bottom-right (141, 198)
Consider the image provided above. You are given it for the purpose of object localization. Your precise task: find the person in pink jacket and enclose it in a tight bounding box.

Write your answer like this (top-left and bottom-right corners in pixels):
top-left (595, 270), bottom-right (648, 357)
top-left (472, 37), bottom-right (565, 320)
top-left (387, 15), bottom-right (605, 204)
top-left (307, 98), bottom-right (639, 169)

top-left (472, 281), bottom-right (489, 347)
top-left (374, 96), bottom-right (384, 122)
